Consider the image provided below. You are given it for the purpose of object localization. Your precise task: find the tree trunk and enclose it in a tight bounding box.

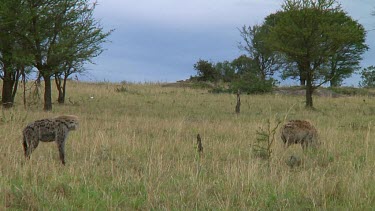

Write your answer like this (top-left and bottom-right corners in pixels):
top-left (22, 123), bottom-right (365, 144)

top-left (299, 59), bottom-right (313, 108)
top-left (22, 69), bottom-right (27, 109)
top-left (235, 89), bottom-right (241, 114)
top-left (55, 73), bottom-right (67, 104)
top-left (42, 75), bottom-right (53, 111)
top-left (11, 70), bottom-right (20, 100)
top-left (2, 68), bottom-right (15, 108)
top-left (57, 89), bottom-right (65, 104)
top-left (62, 74), bottom-right (68, 103)
top-left (299, 67), bottom-right (306, 86)
top-left (305, 74), bottom-right (314, 108)
top-left (1, 64), bottom-right (21, 108)
top-left (55, 74), bottom-right (64, 104)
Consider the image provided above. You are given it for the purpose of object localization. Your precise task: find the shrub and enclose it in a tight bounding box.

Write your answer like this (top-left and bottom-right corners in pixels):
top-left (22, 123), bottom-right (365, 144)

top-left (193, 59), bottom-right (221, 82)
top-left (228, 73), bottom-right (276, 94)
top-left (359, 66), bottom-right (375, 88)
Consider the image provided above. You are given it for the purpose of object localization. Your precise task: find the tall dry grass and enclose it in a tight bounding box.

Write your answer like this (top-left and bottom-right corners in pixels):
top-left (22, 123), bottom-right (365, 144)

top-left (0, 80), bottom-right (374, 209)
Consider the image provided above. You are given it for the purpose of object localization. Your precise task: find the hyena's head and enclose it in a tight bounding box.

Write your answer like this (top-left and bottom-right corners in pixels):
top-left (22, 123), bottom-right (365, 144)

top-left (55, 115), bottom-right (79, 131)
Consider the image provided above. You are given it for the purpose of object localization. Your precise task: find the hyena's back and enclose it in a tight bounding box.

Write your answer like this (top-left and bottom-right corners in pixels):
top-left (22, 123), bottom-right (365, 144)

top-left (23, 118), bottom-right (56, 142)
top-left (281, 120), bottom-right (318, 149)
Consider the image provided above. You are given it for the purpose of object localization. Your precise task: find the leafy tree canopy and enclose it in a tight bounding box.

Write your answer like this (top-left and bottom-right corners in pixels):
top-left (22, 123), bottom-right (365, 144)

top-left (263, 0), bottom-right (367, 107)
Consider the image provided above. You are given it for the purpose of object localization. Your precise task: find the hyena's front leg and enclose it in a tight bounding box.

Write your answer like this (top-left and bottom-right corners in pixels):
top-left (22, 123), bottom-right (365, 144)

top-left (58, 142), bottom-right (66, 165)
top-left (56, 131), bottom-right (68, 165)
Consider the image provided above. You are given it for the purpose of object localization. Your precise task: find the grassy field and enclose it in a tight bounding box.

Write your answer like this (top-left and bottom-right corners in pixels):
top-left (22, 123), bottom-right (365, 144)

top-left (0, 81), bottom-right (374, 210)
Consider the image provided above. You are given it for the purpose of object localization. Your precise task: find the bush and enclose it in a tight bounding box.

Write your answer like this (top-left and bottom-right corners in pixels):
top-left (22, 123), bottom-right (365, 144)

top-left (228, 73), bottom-right (276, 94)
top-left (229, 78), bottom-right (274, 94)
top-left (210, 75), bottom-right (276, 94)
top-left (359, 66), bottom-right (375, 88)
top-left (193, 59), bottom-right (221, 82)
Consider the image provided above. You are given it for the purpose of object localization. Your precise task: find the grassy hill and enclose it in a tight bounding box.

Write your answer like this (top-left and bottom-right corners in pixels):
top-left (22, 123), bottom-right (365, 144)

top-left (1, 81), bottom-right (374, 209)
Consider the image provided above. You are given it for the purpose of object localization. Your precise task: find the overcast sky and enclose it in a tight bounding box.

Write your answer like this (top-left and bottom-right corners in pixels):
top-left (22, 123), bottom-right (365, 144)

top-left (84, 0), bottom-right (375, 86)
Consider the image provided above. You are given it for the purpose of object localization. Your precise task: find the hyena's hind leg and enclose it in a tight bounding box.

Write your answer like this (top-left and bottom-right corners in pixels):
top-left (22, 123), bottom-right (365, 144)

top-left (23, 136), bottom-right (39, 159)
top-left (22, 137), bottom-right (29, 158)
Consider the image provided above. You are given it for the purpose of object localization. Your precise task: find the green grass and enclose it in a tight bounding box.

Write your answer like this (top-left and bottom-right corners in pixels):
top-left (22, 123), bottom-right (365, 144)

top-left (0, 81), bottom-right (374, 209)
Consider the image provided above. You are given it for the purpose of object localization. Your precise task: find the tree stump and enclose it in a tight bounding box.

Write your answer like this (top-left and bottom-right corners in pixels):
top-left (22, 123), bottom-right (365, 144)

top-left (235, 89), bottom-right (241, 114)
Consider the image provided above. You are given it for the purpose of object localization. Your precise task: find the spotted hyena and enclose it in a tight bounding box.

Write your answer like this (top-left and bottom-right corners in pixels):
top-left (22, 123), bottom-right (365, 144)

top-left (22, 115), bottom-right (79, 165)
top-left (280, 120), bottom-right (319, 150)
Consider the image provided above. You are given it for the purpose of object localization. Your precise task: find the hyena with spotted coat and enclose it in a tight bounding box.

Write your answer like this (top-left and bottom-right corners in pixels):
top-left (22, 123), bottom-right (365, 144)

top-left (22, 115), bottom-right (79, 165)
top-left (281, 120), bottom-right (319, 150)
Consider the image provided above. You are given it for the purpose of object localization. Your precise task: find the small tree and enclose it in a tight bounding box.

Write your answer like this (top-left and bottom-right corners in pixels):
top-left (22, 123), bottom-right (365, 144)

top-left (52, 1), bottom-right (111, 104)
top-left (229, 72), bottom-right (276, 94)
top-left (231, 55), bottom-right (254, 75)
top-left (230, 55), bottom-right (276, 94)
top-left (54, 61), bottom-right (84, 104)
top-left (25, 0), bottom-right (111, 110)
top-left (193, 59), bottom-right (220, 82)
top-left (215, 61), bottom-right (235, 82)
top-left (239, 25), bottom-right (281, 81)
top-left (359, 66), bottom-right (375, 88)
top-left (252, 119), bottom-right (281, 160)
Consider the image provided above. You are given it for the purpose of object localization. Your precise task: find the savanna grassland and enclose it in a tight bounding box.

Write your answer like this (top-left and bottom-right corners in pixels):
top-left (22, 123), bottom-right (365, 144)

top-left (0, 81), bottom-right (374, 210)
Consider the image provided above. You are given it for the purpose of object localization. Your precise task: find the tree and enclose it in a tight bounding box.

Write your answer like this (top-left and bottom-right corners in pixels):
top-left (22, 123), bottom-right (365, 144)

top-left (264, 0), bottom-right (367, 108)
top-left (323, 40), bottom-right (367, 87)
top-left (239, 25), bottom-right (282, 81)
top-left (52, 1), bottom-right (111, 104)
top-left (54, 61), bottom-right (84, 104)
top-left (230, 55), bottom-right (276, 94)
top-left (215, 61), bottom-right (235, 82)
top-left (231, 55), bottom-right (255, 75)
top-left (25, 0), bottom-right (111, 110)
top-left (0, 0), bottom-right (33, 108)
top-left (359, 66), bottom-right (375, 88)
top-left (322, 8), bottom-right (368, 87)
top-left (193, 59), bottom-right (220, 82)
top-left (229, 71), bottom-right (276, 94)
